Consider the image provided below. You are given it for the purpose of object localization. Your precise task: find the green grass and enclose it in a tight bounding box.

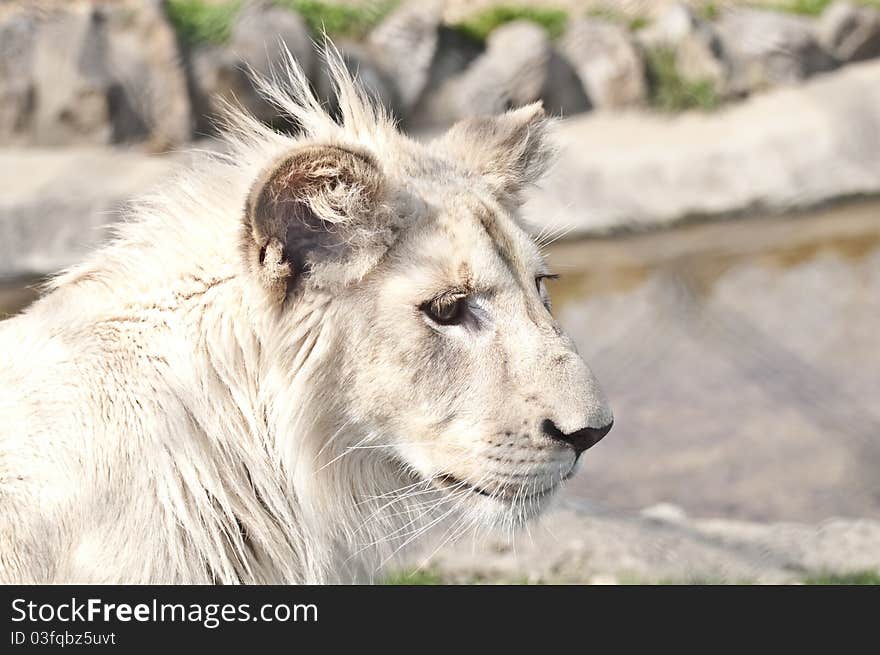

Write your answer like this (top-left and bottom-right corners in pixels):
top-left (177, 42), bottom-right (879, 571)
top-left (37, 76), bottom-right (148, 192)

top-left (166, 0), bottom-right (398, 46)
top-left (765, 0), bottom-right (835, 15)
top-left (645, 47), bottom-right (721, 113)
top-left (452, 5), bottom-right (569, 42)
top-left (165, 0), bottom-right (880, 48)
top-left (276, 0), bottom-right (398, 40)
top-left (803, 570), bottom-right (880, 585)
top-left (383, 569), bottom-right (535, 584)
top-left (166, 0), bottom-right (242, 46)
top-left (586, 7), bottom-right (648, 32)
top-left (760, 0), bottom-right (880, 16)
top-left (383, 569), bottom-right (445, 585)
top-left (697, 1), bottom-right (721, 21)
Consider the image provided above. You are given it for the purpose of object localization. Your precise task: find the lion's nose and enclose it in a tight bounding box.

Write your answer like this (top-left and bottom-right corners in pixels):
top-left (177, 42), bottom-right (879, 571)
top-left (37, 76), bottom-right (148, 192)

top-left (541, 418), bottom-right (613, 456)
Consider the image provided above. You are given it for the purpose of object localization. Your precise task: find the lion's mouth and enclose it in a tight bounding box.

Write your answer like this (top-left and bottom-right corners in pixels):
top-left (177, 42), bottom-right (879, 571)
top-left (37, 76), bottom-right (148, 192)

top-left (432, 472), bottom-right (558, 503)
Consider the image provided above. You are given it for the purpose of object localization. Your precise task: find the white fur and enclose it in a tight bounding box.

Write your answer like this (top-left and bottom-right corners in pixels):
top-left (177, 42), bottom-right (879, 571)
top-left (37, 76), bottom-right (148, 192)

top-left (0, 48), bottom-right (612, 583)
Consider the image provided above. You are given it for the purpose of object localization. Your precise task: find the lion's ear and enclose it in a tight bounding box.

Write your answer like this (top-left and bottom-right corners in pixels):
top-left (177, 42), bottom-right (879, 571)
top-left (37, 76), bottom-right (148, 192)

top-left (243, 145), bottom-right (384, 301)
top-left (438, 102), bottom-right (553, 202)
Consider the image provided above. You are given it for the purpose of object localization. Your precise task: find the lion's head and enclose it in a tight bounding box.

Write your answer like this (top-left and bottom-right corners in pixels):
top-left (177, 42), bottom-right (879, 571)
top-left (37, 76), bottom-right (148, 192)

top-left (239, 61), bottom-right (612, 536)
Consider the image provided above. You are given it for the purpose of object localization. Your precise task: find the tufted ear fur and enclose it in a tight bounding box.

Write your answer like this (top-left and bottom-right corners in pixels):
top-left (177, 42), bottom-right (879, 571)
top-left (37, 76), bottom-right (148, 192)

top-left (437, 102), bottom-right (553, 203)
top-left (242, 144), bottom-right (386, 301)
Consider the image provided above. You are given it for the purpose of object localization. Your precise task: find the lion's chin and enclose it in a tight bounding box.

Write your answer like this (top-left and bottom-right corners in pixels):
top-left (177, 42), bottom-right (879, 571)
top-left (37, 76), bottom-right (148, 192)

top-left (428, 471), bottom-right (562, 524)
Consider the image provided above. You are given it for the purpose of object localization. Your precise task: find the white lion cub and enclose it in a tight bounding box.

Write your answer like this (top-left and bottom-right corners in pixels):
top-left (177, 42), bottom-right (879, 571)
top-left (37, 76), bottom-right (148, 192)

top-left (0, 54), bottom-right (612, 583)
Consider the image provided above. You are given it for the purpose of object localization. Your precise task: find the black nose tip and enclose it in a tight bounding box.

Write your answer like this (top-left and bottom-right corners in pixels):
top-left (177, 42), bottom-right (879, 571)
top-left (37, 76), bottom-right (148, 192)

top-left (542, 418), bottom-right (613, 456)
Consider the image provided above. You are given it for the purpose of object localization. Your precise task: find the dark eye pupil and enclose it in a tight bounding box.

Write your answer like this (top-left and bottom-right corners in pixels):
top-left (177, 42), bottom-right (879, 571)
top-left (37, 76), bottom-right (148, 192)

top-left (537, 277), bottom-right (548, 297)
top-left (425, 298), bottom-right (465, 325)
top-left (536, 277), bottom-right (552, 310)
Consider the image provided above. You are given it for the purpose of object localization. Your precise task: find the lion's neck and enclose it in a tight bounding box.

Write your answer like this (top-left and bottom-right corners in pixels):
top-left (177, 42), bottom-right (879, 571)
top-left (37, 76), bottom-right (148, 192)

top-left (153, 282), bottom-right (414, 583)
top-left (44, 260), bottom-right (430, 582)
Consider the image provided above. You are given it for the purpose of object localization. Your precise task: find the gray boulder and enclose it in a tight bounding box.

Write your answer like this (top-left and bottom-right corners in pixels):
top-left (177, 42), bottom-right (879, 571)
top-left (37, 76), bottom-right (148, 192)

top-left (189, 1), bottom-right (314, 131)
top-left (637, 4), bottom-right (730, 94)
top-left (368, 0), bottom-right (443, 112)
top-left (716, 7), bottom-right (838, 94)
top-left (312, 41), bottom-right (402, 120)
top-left (417, 21), bottom-right (587, 125)
top-left (0, 146), bottom-right (184, 280)
top-left (562, 18), bottom-right (647, 109)
top-left (817, 0), bottom-right (880, 63)
top-left (541, 49), bottom-right (592, 117)
top-left (639, 2), bottom-right (709, 47)
top-left (232, 1), bottom-right (315, 80)
top-left (0, 10), bottom-right (38, 142)
top-left (0, 0), bottom-right (192, 147)
top-left (405, 25), bottom-right (483, 130)
top-left (452, 21), bottom-right (551, 115)
top-left (31, 6), bottom-right (117, 145)
top-left (105, 0), bottom-right (193, 147)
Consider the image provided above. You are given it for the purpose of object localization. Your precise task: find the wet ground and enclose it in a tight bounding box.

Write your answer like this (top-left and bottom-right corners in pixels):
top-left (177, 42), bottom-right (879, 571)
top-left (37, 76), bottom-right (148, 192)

top-left (3, 201), bottom-right (879, 523)
top-left (548, 200), bottom-right (880, 522)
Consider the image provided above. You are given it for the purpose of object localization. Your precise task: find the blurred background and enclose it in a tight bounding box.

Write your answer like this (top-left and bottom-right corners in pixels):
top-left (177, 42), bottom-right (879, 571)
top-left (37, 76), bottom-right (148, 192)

top-left (2, 0), bottom-right (880, 583)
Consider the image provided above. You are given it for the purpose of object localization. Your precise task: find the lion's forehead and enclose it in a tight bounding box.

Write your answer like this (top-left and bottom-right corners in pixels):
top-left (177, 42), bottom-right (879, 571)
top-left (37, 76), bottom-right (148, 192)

top-left (387, 193), bottom-right (544, 292)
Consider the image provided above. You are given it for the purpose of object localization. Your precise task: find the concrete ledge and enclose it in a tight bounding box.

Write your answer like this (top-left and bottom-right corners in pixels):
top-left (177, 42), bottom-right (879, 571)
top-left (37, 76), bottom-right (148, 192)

top-left (0, 146), bottom-right (184, 279)
top-left (525, 58), bottom-right (880, 234)
top-left (425, 501), bottom-right (880, 584)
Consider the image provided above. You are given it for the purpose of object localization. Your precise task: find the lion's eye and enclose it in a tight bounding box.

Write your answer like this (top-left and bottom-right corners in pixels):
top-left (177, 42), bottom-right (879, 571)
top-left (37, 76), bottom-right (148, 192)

top-left (536, 274), bottom-right (559, 308)
top-left (422, 296), bottom-right (467, 326)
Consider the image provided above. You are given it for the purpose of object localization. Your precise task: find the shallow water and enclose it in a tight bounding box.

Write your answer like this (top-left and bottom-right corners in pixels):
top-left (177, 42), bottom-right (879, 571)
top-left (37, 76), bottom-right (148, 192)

top-left (547, 200), bottom-right (880, 522)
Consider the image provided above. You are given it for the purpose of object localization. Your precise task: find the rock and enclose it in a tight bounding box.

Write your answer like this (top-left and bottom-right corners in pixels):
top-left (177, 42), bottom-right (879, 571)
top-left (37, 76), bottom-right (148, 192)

top-left (639, 2), bottom-right (700, 46)
top-left (0, 0), bottom-right (192, 147)
top-left (522, 58), bottom-right (880, 235)
top-left (641, 503), bottom-right (688, 523)
top-left (637, 4), bottom-right (730, 94)
top-left (405, 26), bottom-right (484, 130)
top-left (0, 10), bottom-right (37, 141)
top-left (0, 146), bottom-right (184, 280)
top-left (716, 8), bottom-right (838, 94)
top-left (313, 41), bottom-right (402, 120)
top-left (104, 0), bottom-right (193, 147)
top-left (231, 1), bottom-right (314, 81)
top-left (188, 1), bottom-right (314, 131)
top-left (818, 0), bottom-right (880, 63)
top-left (453, 21), bottom-right (551, 116)
top-left (417, 20), bottom-right (586, 125)
top-left (561, 18), bottom-right (646, 109)
top-left (422, 503), bottom-right (880, 584)
top-left (368, 1), bottom-right (567, 123)
top-left (368, 0), bottom-right (443, 112)
top-left (189, 47), bottom-right (244, 131)
top-left (424, 26), bottom-right (484, 90)
top-left (32, 5), bottom-right (117, 145)
top-left (541, 49), bottom-right (592, 117)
